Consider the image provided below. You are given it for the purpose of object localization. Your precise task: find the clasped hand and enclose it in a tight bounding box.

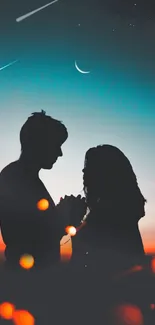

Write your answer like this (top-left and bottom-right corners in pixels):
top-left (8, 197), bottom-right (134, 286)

top-left (56, 194), bottom-right (87, 228)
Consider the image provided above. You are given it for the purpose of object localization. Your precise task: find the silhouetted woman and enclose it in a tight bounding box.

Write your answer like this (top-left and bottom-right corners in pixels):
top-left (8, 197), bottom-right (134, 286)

top-left (71, 145), bottom-right (146, 276)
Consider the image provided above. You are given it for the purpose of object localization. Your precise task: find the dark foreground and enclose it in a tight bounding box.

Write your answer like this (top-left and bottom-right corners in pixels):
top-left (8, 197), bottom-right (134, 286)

top-left (0, 255), bottom-right (155, 325)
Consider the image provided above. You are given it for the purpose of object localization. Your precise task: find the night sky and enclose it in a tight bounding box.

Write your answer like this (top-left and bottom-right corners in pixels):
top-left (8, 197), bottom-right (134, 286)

top-left (0, 0), bottom-right (155, 253)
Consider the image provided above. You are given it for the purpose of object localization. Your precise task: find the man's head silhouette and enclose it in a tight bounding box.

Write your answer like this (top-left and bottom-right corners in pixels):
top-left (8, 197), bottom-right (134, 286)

top-left (19, 110), bottom-right (68, 170)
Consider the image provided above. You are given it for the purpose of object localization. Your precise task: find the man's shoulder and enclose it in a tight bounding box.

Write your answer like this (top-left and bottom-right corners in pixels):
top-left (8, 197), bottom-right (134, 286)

top-left (0, 161), bottom-right (19, 180)
top-left (0, 161), bottom-right (21, 196)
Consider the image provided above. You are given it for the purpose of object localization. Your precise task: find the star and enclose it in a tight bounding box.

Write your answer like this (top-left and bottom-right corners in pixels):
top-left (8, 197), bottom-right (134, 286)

top-left (129, 23), bottom-right (135, 28)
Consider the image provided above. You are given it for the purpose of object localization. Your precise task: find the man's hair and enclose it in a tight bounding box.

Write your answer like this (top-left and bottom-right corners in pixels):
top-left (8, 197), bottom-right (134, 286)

top-left (20, 110), bottom-right (68, 152)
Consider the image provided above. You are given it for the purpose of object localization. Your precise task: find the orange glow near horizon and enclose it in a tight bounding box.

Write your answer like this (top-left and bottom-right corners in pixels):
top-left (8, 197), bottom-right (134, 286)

top-left (0, 230), bottom-right (154, 263)
top-left (0, 230), bottom-right (73, 263)
top-left (60, 235), bottom-right (72, 262)
top-left (0, 302), bottom-right (15, 320)
top-left (144, 244), bottom-right (155, 255)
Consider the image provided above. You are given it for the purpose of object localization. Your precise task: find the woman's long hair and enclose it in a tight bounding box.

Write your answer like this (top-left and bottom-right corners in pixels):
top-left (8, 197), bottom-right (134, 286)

top-left (83, 145), bottom-right (146, 225)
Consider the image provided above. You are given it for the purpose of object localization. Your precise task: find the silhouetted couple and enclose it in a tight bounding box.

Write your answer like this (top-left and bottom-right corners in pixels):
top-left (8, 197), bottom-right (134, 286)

top-left (0, 110), bottom-right (146, 274)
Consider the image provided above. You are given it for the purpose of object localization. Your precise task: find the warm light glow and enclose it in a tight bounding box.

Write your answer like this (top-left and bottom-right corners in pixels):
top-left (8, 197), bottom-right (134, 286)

top-left (144, 240), bottom-right (155, 255)
top-left (126, 265), bottom-right (143, 276)
top-left (19, 254), bottom-right (35, 269)
top-left (0, 302), bottom-right (15, 320)
top-left (131, 265), bottom-right (143, 272)
top-left (145, 246), bottom-right (155, 254)
top-left (116, 264), bottom-right (144, 279)
top-left (114, 304), bottom-right (144, 325)
top-left (0, 230), bottom-right (6, 252)
top-left (151, 256), bottom-right (155, 273)
top-left (65, 226), bottom-right (77, 237)
top-left (13, 310), bottom-right (35, 325)
top-left (60, 235), bottom-right (72, 262)
top-left (150, 304), bottom-right (155, 310)
top-left (37, 198), bottom-right (49, 211)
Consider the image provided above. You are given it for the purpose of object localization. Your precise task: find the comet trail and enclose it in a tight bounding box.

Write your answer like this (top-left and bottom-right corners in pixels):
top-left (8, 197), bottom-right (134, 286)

top-left (0, 60), bottom-right (19, 71)
top-left (16, 0), bottom-right (59, 22)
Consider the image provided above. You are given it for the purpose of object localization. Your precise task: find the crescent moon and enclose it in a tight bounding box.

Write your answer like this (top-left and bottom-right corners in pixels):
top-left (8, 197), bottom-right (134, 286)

top-left (75, 61), bottom-right (90, 74)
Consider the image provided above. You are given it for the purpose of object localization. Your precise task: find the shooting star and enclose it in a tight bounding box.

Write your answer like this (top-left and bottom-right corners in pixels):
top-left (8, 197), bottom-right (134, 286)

top-left (16, 0), bottom-right (59, 22)
top-left (0, 60), bottom-right (19, 72)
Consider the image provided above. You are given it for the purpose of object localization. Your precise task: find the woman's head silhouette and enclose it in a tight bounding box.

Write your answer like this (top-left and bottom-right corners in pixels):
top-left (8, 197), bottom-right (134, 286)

top-left (20, 110), bottom-right (68, 169)
top-left (83, 145), bottom-right (146, 223)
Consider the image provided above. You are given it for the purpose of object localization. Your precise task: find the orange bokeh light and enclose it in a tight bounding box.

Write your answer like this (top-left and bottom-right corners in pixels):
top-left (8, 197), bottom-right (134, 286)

top-left (150, 304), bottom-right (155, 310)
top-left (0, 230), bottom-right (6, 252)
top-left (65, 226), bottom-right (77, 237)
top-left (13, 310), bottom-right (35, 325)
top-left (37, 198), bottom-right (49, 211)
top-left (0, 302), bottom-right (15, 320)
top-left (151, 256), bottom-right (155, 273)
top-left (131, 265), bottom-right (143, 272)
top-left (114, 304), bottom-right (144, 325)
top-left (19, 254), bottom-right (34, 269)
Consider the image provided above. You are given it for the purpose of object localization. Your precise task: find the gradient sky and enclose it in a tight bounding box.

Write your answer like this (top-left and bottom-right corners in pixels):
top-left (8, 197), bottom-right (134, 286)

top-left (0, 0), bottom-right (155, 253)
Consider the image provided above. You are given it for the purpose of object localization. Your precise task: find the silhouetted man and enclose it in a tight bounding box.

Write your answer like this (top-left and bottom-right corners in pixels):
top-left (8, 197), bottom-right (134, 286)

top-left (0, 110), bottom-right (68, 267)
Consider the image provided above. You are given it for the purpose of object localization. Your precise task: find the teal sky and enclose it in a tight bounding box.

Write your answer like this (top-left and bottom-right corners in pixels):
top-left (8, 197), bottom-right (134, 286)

top-left (0, 0), bottom-right (155, 251)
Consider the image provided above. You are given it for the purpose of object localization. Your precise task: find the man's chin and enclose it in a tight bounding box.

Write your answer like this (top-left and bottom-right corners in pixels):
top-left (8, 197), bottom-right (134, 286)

top-left (42, 163), bottom-right (54, 170)
top-left (42, 159), bottom-right (58, 170)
